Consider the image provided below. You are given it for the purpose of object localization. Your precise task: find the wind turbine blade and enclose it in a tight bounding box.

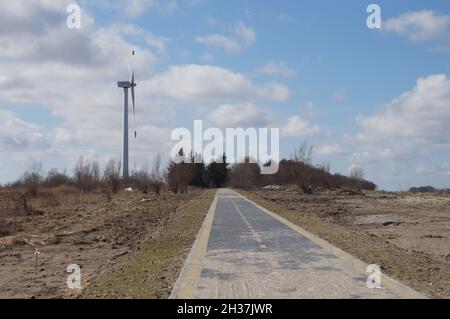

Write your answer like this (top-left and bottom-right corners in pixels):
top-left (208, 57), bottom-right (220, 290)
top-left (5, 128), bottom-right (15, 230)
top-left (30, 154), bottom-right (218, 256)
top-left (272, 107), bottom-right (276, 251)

top-left (131, 86), bottom-right (135, 123)
top-left (131, 69), bottom-right (137, 138)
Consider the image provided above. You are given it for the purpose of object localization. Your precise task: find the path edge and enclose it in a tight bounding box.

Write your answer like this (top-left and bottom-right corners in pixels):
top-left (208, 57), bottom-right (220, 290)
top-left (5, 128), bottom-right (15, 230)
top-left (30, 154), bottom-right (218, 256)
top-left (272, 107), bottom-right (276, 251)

top-left (169, 190), bottom-right (219, 299)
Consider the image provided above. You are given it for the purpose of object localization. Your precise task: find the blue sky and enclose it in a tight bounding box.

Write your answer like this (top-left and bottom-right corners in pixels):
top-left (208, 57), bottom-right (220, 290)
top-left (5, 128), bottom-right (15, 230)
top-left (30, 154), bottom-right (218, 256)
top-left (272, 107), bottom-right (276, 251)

top-left (0, 0), bottom-right (450, 190)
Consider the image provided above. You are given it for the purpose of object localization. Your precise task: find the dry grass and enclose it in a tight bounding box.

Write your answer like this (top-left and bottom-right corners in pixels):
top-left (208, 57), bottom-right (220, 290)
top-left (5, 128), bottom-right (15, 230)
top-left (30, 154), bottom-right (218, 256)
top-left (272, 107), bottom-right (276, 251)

top-left (0, 186), bottom-right (211, 298)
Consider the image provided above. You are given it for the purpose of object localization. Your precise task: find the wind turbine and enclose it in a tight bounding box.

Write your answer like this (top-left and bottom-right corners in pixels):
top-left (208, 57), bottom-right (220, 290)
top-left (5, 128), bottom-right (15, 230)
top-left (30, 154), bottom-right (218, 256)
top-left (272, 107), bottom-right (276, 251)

top-left (117, 52), bottom-right (137, 179)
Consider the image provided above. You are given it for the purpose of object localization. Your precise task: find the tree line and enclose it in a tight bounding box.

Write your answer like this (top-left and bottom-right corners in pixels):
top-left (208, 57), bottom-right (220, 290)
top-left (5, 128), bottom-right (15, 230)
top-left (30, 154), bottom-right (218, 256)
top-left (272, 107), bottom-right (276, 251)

top-left (166, 149), bottom-right (229, 194)
top-left (167, 143), bottom-right (376, 193)
top-left (228, 143), bottom-right (376, 192)
top-left (2, 143), bottom-right (376, 201)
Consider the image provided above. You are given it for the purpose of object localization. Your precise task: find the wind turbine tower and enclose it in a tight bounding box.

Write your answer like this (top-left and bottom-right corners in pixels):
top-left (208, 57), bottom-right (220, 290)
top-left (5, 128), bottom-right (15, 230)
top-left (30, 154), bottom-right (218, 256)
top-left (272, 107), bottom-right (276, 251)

top-left (117, 62), bottom-right (137, 179)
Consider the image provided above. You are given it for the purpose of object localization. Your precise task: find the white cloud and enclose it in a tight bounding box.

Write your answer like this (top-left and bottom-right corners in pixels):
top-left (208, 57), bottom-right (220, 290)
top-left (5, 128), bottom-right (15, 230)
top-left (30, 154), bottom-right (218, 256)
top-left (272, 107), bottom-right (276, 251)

top-left (209, 103), bottom-right (270, 128)
top-left (123, 0), bottom-right (180, 17)
top-left (0, 0), bottom-right (178, 181)
top-left (234, 22), bottom-right (256, 46)
top-left (0, 1), bottom-right (92, 37)
top-left (0, 110), bottom-right (82, 153)
top-left (258, 61), bottom-right (297, 78)
top-left (145, 34), bottom-right (168, 55)
top-left (110, 23), bottom-right (168, 55)
top-left (0, 1), bottom-right (291, 183)
top-left (281, 116), bottom-right (319, 137)
top-left (197, 34), bottom-right (240, 52)
top-left (145, 64), bottom-right (290, 102)
top-left (0, 110), bottom-right (48, 151)
top-left (415, 163), bottom-right (450, 176)
top-left (385, 10), bottom-right (450, 43)
top-left (332, 89), bottom-right (347, 102)
top-left (316, 144), bottom-right (346, 156)
top-left (356, 74), bottom-right (450, 145)
top-left (348, 145), bottom-right (409, 163)
top-left (0, 110), bottom-right (96, 181)
top-left (301, 101), bottom-right (317, 118)
top-left (196, 22), bottom-right (256, 53)
top-left (349, 73), bottom-right (450, 173)
top-left (52, 127), bottom-right (74, 144)
top-left (200, 52), bottom-right (214, 63)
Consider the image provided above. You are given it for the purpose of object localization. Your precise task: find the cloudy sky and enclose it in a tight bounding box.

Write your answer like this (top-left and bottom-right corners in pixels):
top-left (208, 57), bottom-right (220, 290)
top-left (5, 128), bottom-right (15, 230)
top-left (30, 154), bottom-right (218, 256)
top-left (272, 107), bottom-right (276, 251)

top-left (0, 0), bottom-right (449, 190)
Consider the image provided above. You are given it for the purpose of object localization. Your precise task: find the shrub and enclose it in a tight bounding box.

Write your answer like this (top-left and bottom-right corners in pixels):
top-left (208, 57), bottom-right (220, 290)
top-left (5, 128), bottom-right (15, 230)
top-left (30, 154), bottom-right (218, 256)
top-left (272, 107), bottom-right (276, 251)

top-left (74, 157), bottom-right (100, 193)
top-left (102, 159), bottom-right (122, 194)
top-left (43, 168), bottom-right (73, 187)
top-left (22, 162), bottom-right (42, 197)
top-left (229, 157), bottom-right (261, 189)
top-left (166, 149), bottom-right (193, 194)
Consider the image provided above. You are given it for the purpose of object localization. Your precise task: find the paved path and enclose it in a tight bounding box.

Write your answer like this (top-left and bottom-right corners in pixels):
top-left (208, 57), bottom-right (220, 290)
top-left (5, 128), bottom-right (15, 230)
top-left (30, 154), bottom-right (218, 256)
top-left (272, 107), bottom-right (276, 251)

top-left (171, 189), bottom-right (425, 299)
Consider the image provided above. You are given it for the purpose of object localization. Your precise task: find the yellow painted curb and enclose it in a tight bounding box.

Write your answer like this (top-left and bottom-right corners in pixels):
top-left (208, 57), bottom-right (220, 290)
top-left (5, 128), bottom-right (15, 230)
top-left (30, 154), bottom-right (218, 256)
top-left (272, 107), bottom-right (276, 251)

top-left (170, 190), bottom-right (219, 299)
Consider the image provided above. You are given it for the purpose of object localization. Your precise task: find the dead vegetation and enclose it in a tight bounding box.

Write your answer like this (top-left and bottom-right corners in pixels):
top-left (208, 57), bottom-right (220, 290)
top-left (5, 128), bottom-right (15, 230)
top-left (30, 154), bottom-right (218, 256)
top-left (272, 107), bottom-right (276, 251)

top-left (229, 143), bottom-right (377, 193)
top-left (0, 152), bottom-right (220, 298)
top-left (0, 182), bottom-right (206, 298)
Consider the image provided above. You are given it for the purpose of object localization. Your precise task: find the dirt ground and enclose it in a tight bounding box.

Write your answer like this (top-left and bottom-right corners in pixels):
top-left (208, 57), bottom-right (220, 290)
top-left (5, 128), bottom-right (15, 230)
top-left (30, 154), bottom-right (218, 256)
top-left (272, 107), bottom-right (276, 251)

top-left (242, 188), bottom-right (450, 298)
top-left (3, 185), bottom-right (450, 299)
top-left (82, 189), bottom-right (216, 299)
top-left (0, 186), bottom-right (207, 299)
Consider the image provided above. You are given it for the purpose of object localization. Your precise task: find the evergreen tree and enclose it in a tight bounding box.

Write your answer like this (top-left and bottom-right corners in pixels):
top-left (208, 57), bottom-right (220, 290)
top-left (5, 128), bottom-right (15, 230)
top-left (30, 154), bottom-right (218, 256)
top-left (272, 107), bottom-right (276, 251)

top-left (207, 153), bottom-right (229, 188)
top-left (190, 154), bottom-right (208, 188)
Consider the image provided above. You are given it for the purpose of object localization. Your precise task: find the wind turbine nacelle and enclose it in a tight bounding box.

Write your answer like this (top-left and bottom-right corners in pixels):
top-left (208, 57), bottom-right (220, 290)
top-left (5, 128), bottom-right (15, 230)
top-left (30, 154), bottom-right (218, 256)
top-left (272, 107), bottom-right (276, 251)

top-left (117, 81), bottom-right (137, 88)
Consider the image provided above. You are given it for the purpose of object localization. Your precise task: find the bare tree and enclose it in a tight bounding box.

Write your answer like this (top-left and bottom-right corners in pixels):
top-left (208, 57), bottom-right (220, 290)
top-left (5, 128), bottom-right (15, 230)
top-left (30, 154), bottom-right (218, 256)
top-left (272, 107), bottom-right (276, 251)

top-left (319, 161), bottom-right (331, 173)
top-left (132, 166), bottom-right (151, 194)
top-left (289, 143), bottom-right (315, 193)
top-left (151, 154), bottom-right (162, 181)
top-left (12, 189), bottom-right (32, 212)
top-left (350, 166), bottom-right (364, 181)
top-left (44, 168), bottom-right (72, 187)
top-left (350, 166), bottom-right (365, 190)
top-left (74, 157), bottom-right (100, 193)
top-left (150, 154), bottom-right (164, 194)
top-left (166, 149), bottom-right (192, 194)
top-left (229, 157), bottom-right (261, 189)
top-left (91, 160), bottom-right (100, 184)
top-left (292, 142), bottom-right (313, 165)
top-left (22, 161), bottom-right (42, 197)
top-left (313, 162), bottom-right (332, 189)
top-left (102, 159), bottom-right (122, 194)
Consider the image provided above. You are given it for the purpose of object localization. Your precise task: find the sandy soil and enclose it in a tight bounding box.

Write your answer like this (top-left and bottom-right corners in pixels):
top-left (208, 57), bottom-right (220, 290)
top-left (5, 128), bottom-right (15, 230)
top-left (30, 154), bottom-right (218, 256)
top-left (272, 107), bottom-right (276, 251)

top-left (244, 188), bottom-right (450, 298)
top-left (0, 187), bottom-right (202, 298)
